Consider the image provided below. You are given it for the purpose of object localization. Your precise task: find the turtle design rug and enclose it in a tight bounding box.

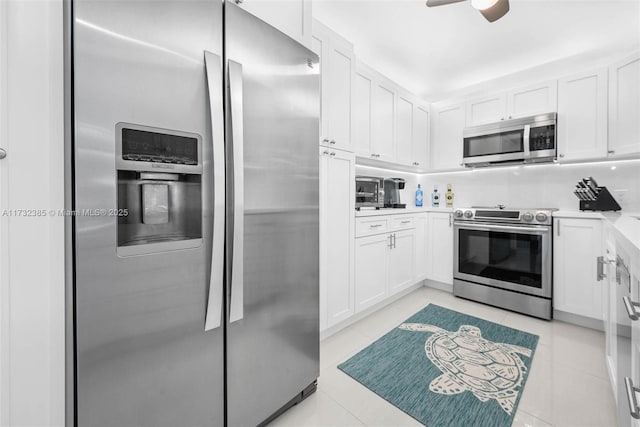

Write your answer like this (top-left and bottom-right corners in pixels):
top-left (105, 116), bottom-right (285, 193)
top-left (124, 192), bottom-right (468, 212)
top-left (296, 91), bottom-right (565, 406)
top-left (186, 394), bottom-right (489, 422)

top-left (337, 304), bottom-right (539, 427)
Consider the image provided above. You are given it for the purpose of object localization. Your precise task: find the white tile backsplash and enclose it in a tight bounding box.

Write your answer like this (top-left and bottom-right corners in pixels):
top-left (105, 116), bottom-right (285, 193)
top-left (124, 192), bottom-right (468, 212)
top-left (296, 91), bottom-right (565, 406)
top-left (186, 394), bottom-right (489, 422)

top-left (356, 159), bottom-right (640, 211)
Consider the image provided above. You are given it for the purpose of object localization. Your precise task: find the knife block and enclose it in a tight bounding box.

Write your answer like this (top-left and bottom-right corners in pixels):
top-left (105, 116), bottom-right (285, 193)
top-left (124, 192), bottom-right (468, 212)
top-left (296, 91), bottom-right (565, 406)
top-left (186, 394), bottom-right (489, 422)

top-left (579, 187), bottom-right (622, 211)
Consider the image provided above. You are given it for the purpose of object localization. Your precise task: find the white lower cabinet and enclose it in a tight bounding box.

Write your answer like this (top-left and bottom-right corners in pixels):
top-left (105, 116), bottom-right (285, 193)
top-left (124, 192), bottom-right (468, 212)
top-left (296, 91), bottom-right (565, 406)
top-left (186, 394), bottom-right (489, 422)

top-left (553, 218), bottom-right (604, 320)
top-left (426, 212), bottom-right (454, 285)
top-left (354, 233), bottom-right (389, 312)
top-left (388, 229), bottom-right (415, 293)
top-left (355, 216), bottom-right (417, 313)
top-left (319, 148), bottom-right (355, 330)
top-left (414, 214), bottom-right (428, 281)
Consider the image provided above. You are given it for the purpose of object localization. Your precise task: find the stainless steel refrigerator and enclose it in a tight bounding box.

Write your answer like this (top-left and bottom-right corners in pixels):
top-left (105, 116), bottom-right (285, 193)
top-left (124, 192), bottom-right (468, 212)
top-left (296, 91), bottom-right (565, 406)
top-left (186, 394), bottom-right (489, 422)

top-left (69, 1), bottom-right (319, 426)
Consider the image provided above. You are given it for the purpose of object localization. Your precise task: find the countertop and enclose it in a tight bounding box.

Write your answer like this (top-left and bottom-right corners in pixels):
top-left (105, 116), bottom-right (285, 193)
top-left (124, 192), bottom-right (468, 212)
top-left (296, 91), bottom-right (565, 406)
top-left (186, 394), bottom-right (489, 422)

top-left (355, 206), bottom-right (453, 217)
top-left (554, 210), bottom-right (640, 256)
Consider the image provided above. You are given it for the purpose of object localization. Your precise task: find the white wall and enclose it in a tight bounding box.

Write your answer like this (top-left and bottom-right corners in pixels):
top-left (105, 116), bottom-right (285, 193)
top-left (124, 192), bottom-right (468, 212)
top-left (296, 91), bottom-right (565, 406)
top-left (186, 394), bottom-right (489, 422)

top-left (358, 159), bottom-right (640, 212)
top-left (0, 1), bottom-right (65, 426)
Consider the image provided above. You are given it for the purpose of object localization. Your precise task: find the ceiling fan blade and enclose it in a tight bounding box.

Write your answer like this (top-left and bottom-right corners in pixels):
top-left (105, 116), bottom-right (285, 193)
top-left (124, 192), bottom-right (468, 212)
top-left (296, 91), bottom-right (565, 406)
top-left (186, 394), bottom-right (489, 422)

top-left (479, 0), bottom-right (509, 22)
top-left (426, 0), bottom-right (466, 7)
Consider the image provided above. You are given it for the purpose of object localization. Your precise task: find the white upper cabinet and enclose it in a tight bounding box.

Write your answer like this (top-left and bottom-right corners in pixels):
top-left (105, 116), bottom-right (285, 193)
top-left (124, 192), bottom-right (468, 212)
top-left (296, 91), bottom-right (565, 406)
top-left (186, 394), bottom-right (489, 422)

top-left (609, 52), bottom-right (640, 157)
top-left (238, 0), bottom-right (312, 48)
top-left (465, 93), bottom-right (507, 126)
top-left (353, 65), bottom-right (374, 156)
top-left (412, 106), bottom-right (430, 168)
top-left (313, 21), bottom-right (354, 152)
top-left (396, 94), bottom-right (414, 165)
top-left (557, 68), bottom-right (608, 161)
top-left (372, 80), bottom-right (396, 161)
top-left (506, 80), bottom-right (558, 118)
top-left (431, 103), bottom-right (465, 171)
top-left (464, 81), bottom-right (557, 128)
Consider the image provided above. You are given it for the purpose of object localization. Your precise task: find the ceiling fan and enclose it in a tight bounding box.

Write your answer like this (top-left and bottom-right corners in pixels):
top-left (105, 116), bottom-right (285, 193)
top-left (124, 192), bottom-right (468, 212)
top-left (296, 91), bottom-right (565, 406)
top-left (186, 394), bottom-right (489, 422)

top-left (426, 0), bottom-right (510, 23)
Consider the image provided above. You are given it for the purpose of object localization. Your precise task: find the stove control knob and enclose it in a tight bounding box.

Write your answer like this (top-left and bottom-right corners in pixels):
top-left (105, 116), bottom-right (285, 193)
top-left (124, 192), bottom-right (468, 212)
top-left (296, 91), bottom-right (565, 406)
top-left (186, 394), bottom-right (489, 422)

top-left (536, 212), bottom-right (548, 222)
top-left (522, 212), bottom-right (534, 222)
top-left (454, 209), bottom-right (464, 218)
top-left (464, 210), bottom-right (473, 219)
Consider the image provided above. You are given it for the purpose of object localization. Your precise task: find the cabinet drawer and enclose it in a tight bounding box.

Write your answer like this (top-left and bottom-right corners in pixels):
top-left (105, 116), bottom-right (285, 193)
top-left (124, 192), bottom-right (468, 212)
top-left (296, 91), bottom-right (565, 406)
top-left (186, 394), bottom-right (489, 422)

top-left (390, 216), bottom-right (415, 231)
top-left (356, 218), bottom-right (388, 237)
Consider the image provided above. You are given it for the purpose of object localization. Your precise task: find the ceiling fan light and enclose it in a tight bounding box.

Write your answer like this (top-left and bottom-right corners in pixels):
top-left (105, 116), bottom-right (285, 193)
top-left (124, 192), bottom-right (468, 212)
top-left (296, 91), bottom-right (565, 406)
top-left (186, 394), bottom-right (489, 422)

top-left (471, 0), bottom-right (499, 10)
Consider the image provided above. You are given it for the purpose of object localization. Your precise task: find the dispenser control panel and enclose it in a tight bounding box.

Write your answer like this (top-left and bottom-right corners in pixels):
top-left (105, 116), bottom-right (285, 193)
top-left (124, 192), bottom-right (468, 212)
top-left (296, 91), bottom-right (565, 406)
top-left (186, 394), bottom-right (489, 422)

top-left (121, 128), bottom-right (198, 165)
top-left (116, 123), bottom-right (203, 174)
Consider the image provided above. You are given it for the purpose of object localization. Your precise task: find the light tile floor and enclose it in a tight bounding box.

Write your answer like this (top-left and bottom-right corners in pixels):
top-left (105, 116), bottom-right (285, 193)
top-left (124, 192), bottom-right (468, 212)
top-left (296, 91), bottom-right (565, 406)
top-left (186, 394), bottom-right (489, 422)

top-left (269, 286), bottom-right (618, 427)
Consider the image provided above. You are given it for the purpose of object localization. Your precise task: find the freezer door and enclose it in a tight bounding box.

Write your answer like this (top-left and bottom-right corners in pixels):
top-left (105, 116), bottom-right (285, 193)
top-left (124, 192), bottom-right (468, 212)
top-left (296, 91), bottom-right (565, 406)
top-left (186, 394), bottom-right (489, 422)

top-left (72, 1), bottom-right (224, 426)
top-left (224, 3), bottom-right (320, 426)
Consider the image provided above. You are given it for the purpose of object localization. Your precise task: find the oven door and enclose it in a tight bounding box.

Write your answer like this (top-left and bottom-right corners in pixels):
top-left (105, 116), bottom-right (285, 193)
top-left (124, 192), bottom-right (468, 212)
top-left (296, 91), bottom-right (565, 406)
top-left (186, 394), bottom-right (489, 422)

top-left (454, 222), bottom-right (552, 298)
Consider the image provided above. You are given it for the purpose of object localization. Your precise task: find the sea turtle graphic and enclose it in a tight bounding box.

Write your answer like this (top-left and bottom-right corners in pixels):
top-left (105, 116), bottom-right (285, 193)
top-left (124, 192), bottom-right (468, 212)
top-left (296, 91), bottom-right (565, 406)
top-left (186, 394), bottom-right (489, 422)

top-left (398, 323), bottom-right (532, 415)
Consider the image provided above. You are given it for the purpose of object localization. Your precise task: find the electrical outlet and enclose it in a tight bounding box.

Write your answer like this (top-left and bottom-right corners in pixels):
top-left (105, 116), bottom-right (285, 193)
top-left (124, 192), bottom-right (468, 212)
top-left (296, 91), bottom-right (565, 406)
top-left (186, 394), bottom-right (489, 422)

top-left (612, 189), bottom-right (628, 205)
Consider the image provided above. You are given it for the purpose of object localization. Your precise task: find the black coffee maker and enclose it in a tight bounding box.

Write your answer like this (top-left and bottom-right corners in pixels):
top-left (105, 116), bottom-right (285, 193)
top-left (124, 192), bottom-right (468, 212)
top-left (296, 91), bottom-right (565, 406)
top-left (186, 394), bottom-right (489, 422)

top-left (384, 178), bottom-right (406, 208)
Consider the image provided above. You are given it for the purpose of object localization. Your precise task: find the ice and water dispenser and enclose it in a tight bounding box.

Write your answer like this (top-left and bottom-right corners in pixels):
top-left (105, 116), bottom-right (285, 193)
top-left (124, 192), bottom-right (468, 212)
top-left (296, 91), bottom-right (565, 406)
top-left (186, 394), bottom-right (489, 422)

top-left (116, 123), bottom-right (203, 256)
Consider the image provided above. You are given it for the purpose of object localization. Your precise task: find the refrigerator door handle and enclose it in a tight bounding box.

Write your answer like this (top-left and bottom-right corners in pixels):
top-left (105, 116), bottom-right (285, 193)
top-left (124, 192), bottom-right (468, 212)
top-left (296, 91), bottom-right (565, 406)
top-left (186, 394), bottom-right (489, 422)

top-left (204, 50), bottom-right (225, 332)
top-left (228, 60), bottom-right (244, 323)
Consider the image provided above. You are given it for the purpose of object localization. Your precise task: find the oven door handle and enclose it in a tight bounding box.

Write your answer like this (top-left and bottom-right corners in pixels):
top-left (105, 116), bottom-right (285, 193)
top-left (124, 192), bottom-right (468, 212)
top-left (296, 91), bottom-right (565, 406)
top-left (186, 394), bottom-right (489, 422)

top-left (454, 222), bottom-right (550, 234)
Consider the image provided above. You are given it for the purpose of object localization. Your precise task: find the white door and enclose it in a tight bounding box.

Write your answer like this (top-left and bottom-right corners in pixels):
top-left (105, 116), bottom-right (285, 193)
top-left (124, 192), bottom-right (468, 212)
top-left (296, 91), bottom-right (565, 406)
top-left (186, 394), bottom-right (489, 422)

top-left (325, 41), bottom-right (353, 151)
top-left (553, 218), bottom-right (603, 320)
top-left (388, 229), bottom-right (415, 294)
top-left (313, 22), bottom-right (354, 151)
top-left (396, 95), bottom-right (413, 165)
top-left (506, 80), bottom-right (558, 118)
top-left (465, 93), bottom-right (506, 126)
top-left (319, 148), bottom-right (354, 330)
top-left (355, 233), bottom-right (389, 312)
top-left (427, 212), bottom-right (454, 284)
top-left (431, 104), bottom-right (464, 171)
top-left (557, 68), bottom-right (608, 161)
top-left (414, 214), bottom-right (428, 281)
top-left (372, 82), bottom-right (395, 161)
top-left (412, 106), bottom-right (429, 168)
top-left (353, 69), bottom-right (373, 156)
top-left (629, 265), bottom-right (640, 427)
top-left (609, 52), bottom-right (640, 157)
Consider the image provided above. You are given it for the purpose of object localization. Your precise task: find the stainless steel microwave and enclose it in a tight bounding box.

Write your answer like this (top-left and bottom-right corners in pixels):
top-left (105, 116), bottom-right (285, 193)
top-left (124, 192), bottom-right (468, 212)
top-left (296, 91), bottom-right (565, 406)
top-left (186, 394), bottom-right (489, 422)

top-left (355, 176), bottom-right (384, 209)
top-left (462, 112), bottom-right (557, 167)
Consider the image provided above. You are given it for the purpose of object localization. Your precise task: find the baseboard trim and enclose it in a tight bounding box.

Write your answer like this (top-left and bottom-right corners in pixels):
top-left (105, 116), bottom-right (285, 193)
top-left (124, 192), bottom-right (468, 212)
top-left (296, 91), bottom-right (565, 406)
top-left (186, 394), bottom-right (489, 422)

top-left (423, 279), bottom-right (453, 293)
top-left (553, 310), bottom-right (604, 332)
top-left (320, 281), bottom-right (424, 341)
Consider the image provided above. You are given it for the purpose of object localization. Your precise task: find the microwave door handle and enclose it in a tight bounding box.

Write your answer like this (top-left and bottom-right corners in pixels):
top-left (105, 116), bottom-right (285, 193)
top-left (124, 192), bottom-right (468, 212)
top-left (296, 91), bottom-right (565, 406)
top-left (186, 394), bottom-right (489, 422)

top-left (204, 51), bottom-right (225, 332)
top-left (523, 124), bottom-right (531, 159)
top-left (228, 60), bottom-right (244, 324)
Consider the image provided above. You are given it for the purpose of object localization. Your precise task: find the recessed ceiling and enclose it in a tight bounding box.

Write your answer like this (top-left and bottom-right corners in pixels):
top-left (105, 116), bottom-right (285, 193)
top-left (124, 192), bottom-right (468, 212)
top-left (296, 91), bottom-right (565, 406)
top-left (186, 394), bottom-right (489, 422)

top-left (313, 0), bottom-right (640, 101)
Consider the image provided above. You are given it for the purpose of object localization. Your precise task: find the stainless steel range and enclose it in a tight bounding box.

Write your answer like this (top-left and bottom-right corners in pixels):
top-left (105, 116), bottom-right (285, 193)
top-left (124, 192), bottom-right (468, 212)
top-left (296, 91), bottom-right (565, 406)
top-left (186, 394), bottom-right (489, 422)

top-left (453, 207), bottom-right (554, 319)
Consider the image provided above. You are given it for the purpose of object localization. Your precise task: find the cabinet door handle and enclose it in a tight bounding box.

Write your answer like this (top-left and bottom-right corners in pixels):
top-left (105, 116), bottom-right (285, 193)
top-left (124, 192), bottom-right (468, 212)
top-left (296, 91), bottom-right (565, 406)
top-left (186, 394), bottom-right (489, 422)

top-left (388, 234), bottom-right (393, 249)
top-left (557, 220), bottom-right (560, 236)
top-left (597, 256), bottom-right (606, 281)
top-left (449, 214), bottom-right (452, 227)
top-left (322, 138), bottom-right (330, 144)
top-left (625, 377), bottom-right (640, 419)
top-left (623, 296), bottom-right (640, 321)
top-left (369, 224), bottom-right (382, 228)
top-left (393, 233), bottom-right (396, 249)
top-left (608, 150), bottom-right (615, 155)
top-left (322, 150), bottom-right (330, 155)
top-left (329, 139), bottom-right (336, 145)
top-left (329, 152), bottom-right (336, 156)
top-left (401, 220), bottom-right (411, 224)
top-left (0, 148), bottom-right (6, 160)
top-left (559, 154), bottom-right (565, 158)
